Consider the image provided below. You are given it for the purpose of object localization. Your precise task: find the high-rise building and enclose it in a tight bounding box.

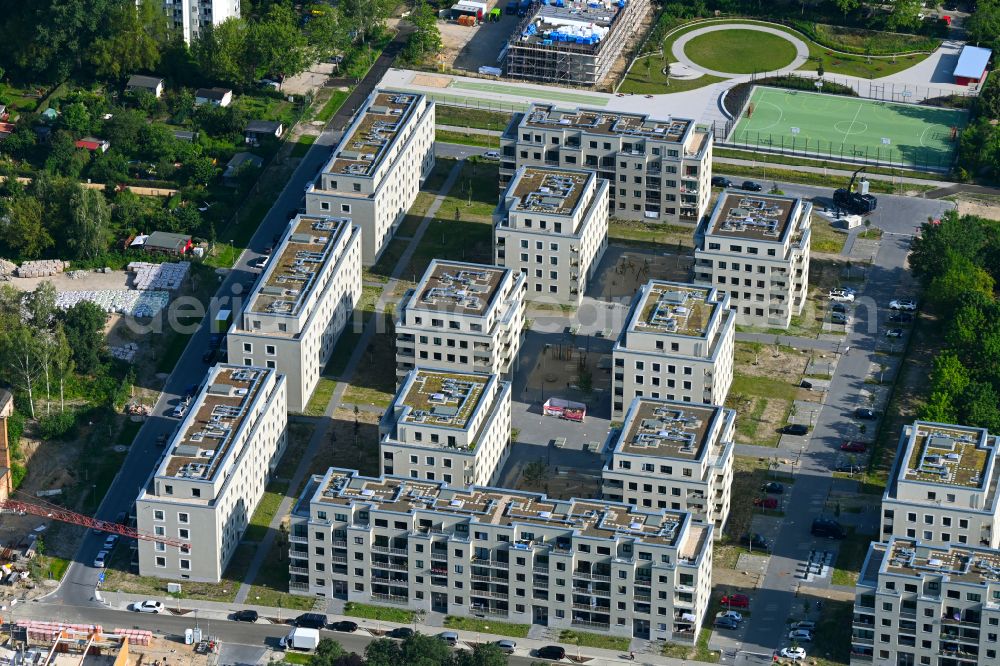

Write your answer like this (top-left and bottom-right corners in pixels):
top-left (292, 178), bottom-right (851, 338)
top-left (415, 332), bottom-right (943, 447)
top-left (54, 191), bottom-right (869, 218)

top-left (163, 0), bottom-right (240, 44)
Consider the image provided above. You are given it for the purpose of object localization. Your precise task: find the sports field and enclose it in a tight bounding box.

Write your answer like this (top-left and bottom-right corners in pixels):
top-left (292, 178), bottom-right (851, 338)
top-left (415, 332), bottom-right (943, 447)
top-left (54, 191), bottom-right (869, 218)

top-left (728, 86), bottom-right (969, 170)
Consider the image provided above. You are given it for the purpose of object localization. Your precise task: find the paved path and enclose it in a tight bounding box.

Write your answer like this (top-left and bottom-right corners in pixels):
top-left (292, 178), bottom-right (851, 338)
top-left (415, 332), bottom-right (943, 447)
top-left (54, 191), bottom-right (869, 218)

top-left (670, 24), bottom-right (811, 78)
top-left (735, 332), bottom-right (841, 352)
top-left (233, 160), bottom-right (464, 602)
top-left (715, 156), bottom-right (951, 187)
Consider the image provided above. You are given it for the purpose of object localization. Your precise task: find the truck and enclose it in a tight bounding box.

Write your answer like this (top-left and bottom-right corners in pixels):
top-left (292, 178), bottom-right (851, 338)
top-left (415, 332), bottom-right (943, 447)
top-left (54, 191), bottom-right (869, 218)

top-left (833, 167), bottom-right (877, 215)
top-left (280, 627), bottom-right (320, 651)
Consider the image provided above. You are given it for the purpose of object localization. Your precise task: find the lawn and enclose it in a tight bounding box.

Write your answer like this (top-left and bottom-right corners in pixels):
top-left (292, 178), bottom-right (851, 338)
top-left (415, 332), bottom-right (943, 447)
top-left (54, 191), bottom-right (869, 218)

top-left (436, 129), bottom-right (498, 149)
top-left (302, 377), bottom-right (337, 417)
top-left (694, 628), bottom-right (720, 663)
top-left (445, 617), bottom-right (530, 638)
top-left (810, 216), bottom-right (847, 254)
top-left (290, 134), bottom-right (317, 158)
top-left (438, 160), bottom-right (500, 222)
top-left (36, 555), bottom-right (70, 581)
top-left (103, 542), bottom-right (252, 603)
top-left (726, 455), bottom-right (796, 539)
top-left (731, 373), bottom-right (799, 402)
top-left (620, 54), bottom-right (725, 94)
top-left (684, 29), bottom-right (798, 74)
top-left (242, 479), bottom-right (289, 543)
top-left (832, 528), bottom-right (878, 586)
top-left (435, 106), bottom-right (512, 131)
top-left (246, 539), bottom-right (316, 610)
top-left (558, 629), bottom-right (631, 651)
top-left (806, 598), bottom-right (853, 666)
top-left (280, 653), bottom-right (312, 665)
top-left (346, 602), bottom-right (415, 623)
top-left (713, 147), bottom-right (947, 183)
top-left (341, 315), bottom-right (397, 409)
top-left (325, 320), bottom-right (367, 378)
top-left (315, 88), bottom-right (353, 123)
top-left (608, 219), bottom-right (696, 248)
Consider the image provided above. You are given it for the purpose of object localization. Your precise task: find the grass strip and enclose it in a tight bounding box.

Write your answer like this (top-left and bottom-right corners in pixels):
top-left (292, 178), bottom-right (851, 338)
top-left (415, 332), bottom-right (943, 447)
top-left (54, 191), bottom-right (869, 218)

top-left (346, 602), bottom-right (415, 623)
top-left (445, 616), bottom-right (530, 638)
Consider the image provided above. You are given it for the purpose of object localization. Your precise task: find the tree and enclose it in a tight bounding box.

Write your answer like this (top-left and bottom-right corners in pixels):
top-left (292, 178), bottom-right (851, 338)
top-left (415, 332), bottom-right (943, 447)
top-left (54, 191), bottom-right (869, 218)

top-left (60, 300), bottom-right (107, 374)
top-left (522, 459), bottom-right (548, 490)
top-left (403, 3), bottom-right (443, 65)
top-left (89, 150), bottom-right (130, 184)
top-left (103, 108), bottom-right (147, 156)
top-left (885, 0), bottom-right (922, 31)
top-left (247, 4), bottom-right (311, 81)
top-left (51, 323), bottom-right (74, 412)
top-left (61, 102), bottom-right (92, 135)
top-left (966, 0), bottom-right (1000, 53)
top-left (305, 5), bottom-right (349, 60)
top-left (0, 195), bottom-right (53, 259)
top-left (341, 0), bottom-right (394, 44)
top-left (193, 18), bottom-right (251, 86)
top-left (1, 323), bottom-right (41, 418)
top-left (961, 381), bottom-right (1000, 431)
top-left (67, 187), bottom-right (111, 260)
top-left (45, 130), bottom-right (90, 178)
top-left (453, 643), bottom-right (508, 666)
top-left (834, 0), bottom-right (859, 20)
top-left (925, 251), bottom-right (996, 312)
top-left (363, 638), bottom-right (402, 666)
top-left (25, 281), bottom-right (58, 328)
top-left (181, 156), bottom-right (218, 186)
top-left (921, 352), bottom-right (969, 423)
top-left (310, 638), bottom-right (347, 666)
top-left (400, 633), bottom-right (452, 666)
top-left (89, 0), bottom-right (169, 80)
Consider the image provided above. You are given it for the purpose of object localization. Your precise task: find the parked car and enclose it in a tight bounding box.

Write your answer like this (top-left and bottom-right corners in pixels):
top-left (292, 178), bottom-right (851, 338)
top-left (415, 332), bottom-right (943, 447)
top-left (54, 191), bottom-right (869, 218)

top-left (249, 256), bottom-right (268, 269)
top-left (740, 533), bottom-right (771, 551)
top-left (788, 629), bottom-right (814, 642)
top-left (886, 328), bottom-right (904, 338)
top-left (717, 610), bottom-right (743, 622)
top-left (495, 639), bottom-right (517, 654)
top-left (232, 609), bottom-right (259, 622)
top-left (831, 312), bottom-right (849, 324)
top-left (170, 401), bottom-right (188, 418)
top-left (93, 551), bottom-right (107, 568)
top-left (482, 151), bottom-right (501, 160)
top-left (537, 645), bottom-right (566, 660)
top-left (438, 631), bottom-right (459, 646)
top-left (780, 647), bottom-right (807, 660)
top-left (830, 302), bottom-right (848, 313)
top-left (103, 534), bottom-right (119, 550)
top-left (741, 180), bottom-right (763, 192)
top-left (711, 176), bottom-right (733, 188)
top-left (505, 0), bottom-right (518, 13)
top-left (889, 312), bottom-right (914, 323)
top-left (330, 621), bottom-right (358, 633)
top-left (754, 497), bottom-right (779, 509)
top-left (720, 594), bottom-right (750, 609)
top-left (389, 627), bottom-right (414, 639)
top-left (889, 299), bottom-right (917, 311)
top-left (132, 600), bottom-right (164, 613)
top-left (841, 440), bottom-right (868, 453)
top-left (790, 621), bottom-right (817, 631)
top-left (855, 408), bottom-right (878, 420)
top-left (829, 290), bottom-right (855, 303)
top-left (294, 613), bottom-right (328, 629)
top-left (782, 424), bottom-right (809, 436)
top-left (715, 616), bottom-right (740, 630)
top-left (834, 460), bottom-right (864, 474)
top-left (761, 482), bottom-right (784, 494)
top-left (799, 380), bottom-right (813, 390)
top-left (811, 517), bottom-right (845, 539)
top-left (155, 433), bottom-right (168, 447)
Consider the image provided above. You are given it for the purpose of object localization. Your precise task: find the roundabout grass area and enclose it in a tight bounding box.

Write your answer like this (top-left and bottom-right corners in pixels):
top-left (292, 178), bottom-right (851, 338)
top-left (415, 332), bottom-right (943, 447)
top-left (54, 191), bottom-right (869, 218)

top-left (683, 29), bottom-right (798, 74)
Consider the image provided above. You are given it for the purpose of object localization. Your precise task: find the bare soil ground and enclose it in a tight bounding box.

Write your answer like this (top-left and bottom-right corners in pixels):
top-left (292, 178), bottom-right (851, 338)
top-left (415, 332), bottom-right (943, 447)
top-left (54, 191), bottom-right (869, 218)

top-left (598, 2), bottom-right (656, 92)
top-left (727, 343), bottom-right (811, 446)
top-left (953, 194), bottom-right (1000, 220)
top-left (523, 341), bottom-right (612, 398)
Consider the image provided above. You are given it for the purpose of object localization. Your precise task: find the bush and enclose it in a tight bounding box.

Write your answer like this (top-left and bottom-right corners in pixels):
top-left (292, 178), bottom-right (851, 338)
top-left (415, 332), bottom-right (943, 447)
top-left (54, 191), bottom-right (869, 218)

top-left (37, 410), bottom-right (78, 440)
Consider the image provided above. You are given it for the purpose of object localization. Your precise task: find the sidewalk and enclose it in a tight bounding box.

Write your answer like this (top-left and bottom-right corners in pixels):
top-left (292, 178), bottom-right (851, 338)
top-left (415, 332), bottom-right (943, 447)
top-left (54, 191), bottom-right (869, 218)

top-left (100, 591), bottom-right (706, 665)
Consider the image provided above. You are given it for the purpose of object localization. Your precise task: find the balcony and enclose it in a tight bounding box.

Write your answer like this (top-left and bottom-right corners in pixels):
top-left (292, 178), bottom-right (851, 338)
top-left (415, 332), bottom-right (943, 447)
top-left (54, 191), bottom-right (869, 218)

top-left (371, 593), bottom-right (409, 605)
top-left (372, 560), bottom-right (409, 572)
top-left (371, 544), bottom-right (409, 556)
top-left (942, 615), bottom-right (981, 627)
top-left (289, 566), bottom-right (310, 575)
top-left (471, 574), bottom-right (507, 583)
top-left (573, 602), bottom-right (611, 611)
top-left (289, 582), bottom-right (310, 592)
top-left (333, 539), bottom-right (347, 548)
top-left (572, 619), bottom-right (610, 630)
top-left (851, 635), bottom-right (874, 646)
top-left (289, 534), bottom-right (309, 544)
top-left (573, 570), bottom-right (611, 582)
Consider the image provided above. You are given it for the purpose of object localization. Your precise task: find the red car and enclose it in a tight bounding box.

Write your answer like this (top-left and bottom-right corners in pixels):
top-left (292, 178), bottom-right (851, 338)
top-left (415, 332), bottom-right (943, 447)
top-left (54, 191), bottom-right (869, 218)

top-left (721, 594), bottom-right (750, 609)
top-left (753, 497), bottom-right (779, 509)
top-left (841, 440), bottom-right (868, 453)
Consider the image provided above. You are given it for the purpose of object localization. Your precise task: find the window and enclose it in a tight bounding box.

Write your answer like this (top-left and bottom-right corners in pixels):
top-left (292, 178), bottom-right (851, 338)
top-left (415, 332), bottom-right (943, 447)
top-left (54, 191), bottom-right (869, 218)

top-left (179, 528), bottom-right (190, 539)
top-left (265, 345), bottom-right (276, 355)
top-left (180, 559), bottom-right (191, 570)
top-left (178, 512), bottom-right (189, 524)
top-left (154, 510), bottom-right (165, 521)
top-left (341, 204), bottom-right (351, 213)
top-left (155, 556), bottom-right (166, 567)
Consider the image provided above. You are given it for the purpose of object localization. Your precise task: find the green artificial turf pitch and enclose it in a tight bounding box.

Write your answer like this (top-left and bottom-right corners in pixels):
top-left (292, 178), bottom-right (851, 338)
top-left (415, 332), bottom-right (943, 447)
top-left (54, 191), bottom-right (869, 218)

top-left (728, 86), bottom-right (969, 170)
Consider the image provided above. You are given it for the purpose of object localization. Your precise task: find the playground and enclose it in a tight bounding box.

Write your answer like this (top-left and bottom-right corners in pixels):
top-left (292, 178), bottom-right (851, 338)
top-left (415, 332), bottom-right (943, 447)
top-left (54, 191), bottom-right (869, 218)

top-left (728, 86), bottom-right (969, 170)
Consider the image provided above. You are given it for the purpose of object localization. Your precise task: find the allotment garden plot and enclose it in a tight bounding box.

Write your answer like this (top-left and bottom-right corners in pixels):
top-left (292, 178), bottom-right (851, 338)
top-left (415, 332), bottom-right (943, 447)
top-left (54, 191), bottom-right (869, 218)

top-left (728, 86), bottom-right (969, 170)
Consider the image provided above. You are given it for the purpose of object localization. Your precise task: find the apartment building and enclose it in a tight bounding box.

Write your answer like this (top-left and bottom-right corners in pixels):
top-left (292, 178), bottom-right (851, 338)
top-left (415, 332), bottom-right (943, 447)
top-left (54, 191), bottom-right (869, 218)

top-left (505, 0), bottom-right (651, 87)
top-left (850, 537), bottom-right (1000, 666)
top-left (136, 365), bottom-right (287, 582)
top-left (694, 192), bottom-right (812, 329)
top-left (288, 468), bottom-right (714, 643)
top-left (612, 281), bottom-right (735, 415)
top-left (395, 260), bottom-right (527, 380)
top-left (227, 214), bottom-right (361, 412)
top-left (880, 421), bottom-right (1000, 549)
top-left (162, 0), bottom-right (239, 44)
top-left (499, 104), bottom-right (713, 225)
top-left (380, 369), bottom-right (512, 487)
top-left (494, 166), bottom-right (608, 306)
top-left (602, 398), bottom-right (735, 535)
top-left (306, 90), bottom-right (435, 265)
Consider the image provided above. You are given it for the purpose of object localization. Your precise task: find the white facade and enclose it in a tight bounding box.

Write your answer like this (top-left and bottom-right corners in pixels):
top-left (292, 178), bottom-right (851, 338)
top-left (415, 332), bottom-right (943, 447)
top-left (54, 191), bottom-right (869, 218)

top-left (227, 214), bottom-right (361, 412)
top-left (612, 281), bottom-right (735, 415)
top-left (163, 0), bottom-right (239, 44)
top-left (694, 192), bottom-right (812, 329)
top-left (395, 260), bottom-right (526, 380)
top-left (495, 166), bottom-right (608, 306)
top-left (136, 365), bottom-right (287, 582)
top-left (289, 468), bottom-right (714, 643)
top-left (851, 538), bottom-right (1000, 666)
top-left (602, 398), bottom-right (735, 535)
top-left (881, 421), bottom-right (1000, 549)
top-left (499, 104), bottom-right (713, 225)
top-left (380, 368), bottom-right (512, 487)
top-left (306, 90), bottom-right (435, 265)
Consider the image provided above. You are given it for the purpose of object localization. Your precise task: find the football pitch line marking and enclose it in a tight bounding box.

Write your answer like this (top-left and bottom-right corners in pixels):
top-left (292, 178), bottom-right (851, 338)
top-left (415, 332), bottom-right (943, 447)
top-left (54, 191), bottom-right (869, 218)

top-left (840, 102), bottom-right (864, 146)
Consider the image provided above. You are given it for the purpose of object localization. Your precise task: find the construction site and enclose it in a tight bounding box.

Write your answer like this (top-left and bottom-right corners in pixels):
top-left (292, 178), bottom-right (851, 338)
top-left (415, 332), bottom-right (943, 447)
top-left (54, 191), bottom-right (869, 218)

top-left (504, 0), bottom-right (651, 87)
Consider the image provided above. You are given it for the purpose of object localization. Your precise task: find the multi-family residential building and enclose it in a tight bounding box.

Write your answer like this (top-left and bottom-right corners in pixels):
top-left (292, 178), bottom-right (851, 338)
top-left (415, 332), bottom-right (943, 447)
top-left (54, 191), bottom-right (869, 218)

top-left (694, 192), bottom-right (812, 329)
top-left (494, 166), bottom-right (608, 306)
top-left (499, 105), bottom-right (713, 225)
top-left (602, 398), bottom-right (735, 535)
top-left (136, 365), bottom-right (287, 582)
top-left (163, 0), bottom-right (239, 44)
top-left (612, 281), bottom-right (735, 415)
top-left (288, 468), bottom-right (714, 642)
top-left (380, 369), bottom-right (512, 487)
top-left (395, 260), bottom-right (527, 380)
top-left (227, 214), bottom-right (361, 412)
top-left (505, 0), bottom-right (651, 87)
top-left (305, 90), bottom-right (435, 265)
top-left (880, 421), bottom-right (1000, 549)
top-left (850, 537), bottom-right (1000, 665)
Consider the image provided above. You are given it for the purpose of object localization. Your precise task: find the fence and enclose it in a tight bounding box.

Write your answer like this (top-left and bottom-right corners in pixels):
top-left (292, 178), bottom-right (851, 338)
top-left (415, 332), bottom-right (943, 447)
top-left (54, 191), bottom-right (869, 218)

top-left (737, 70), bottom-right (975, 104)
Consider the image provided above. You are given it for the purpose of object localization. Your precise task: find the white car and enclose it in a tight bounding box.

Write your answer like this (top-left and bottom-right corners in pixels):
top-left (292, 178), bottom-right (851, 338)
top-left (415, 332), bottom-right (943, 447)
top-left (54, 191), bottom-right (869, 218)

top-left (780, 647), bottom-right (807, 660)
top-left (132, 600), bottom-right (164, 614)
top-left (103, 534), bottom-right (119, 550)
top-left (249, 256), bottom-right (268, 270)
top-left (482, 151), bottom-right (501, 160)
top-left (787, 629), bottom-right (813, 642)
top-left (829, 291), bottom-right (855, 303)
top-left (93, 551), bottom-right (108, 568)
top-left (790, 621), bottom-right (816, 631)
top-left (886, 328), bottom-right (904, 338)
top-left (716, 610), bottom-right (743, 622)
top-left (889, 299), bottom-right (917, 311)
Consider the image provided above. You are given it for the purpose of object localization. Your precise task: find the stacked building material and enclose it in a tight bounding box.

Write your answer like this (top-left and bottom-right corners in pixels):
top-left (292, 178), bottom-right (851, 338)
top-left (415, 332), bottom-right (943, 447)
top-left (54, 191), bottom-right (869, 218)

top-left (110, 343), bottom-right (140, 363)
top-left (128, 261), bottom-right (191, 291)
top-left (16, 260), bottom-right (69, 278)
top-left (54, 289), bottom-right (170, 317)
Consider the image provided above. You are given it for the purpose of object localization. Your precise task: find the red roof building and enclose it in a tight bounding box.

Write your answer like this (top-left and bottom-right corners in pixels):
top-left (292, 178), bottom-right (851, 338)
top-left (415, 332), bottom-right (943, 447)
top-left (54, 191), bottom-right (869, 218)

top-left (75, 137), bottom-right (111, 152)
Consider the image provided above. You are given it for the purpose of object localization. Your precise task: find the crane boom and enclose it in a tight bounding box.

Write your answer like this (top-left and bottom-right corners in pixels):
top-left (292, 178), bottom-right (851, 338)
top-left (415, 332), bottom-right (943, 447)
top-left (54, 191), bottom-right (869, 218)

top-left (0, 499), bottom-right (190, 551)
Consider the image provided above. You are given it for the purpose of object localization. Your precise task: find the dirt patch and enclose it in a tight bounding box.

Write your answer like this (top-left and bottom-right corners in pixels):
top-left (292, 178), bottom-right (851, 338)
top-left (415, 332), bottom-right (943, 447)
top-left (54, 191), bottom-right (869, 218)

top-left (953, 194), bottom-right (1000, 221)
top-left (734, 342), bottom-right (810, 380)
top-left (298, 409), bottom-right (382, 494)
top-left (412, 73), bottom-right (452, 88)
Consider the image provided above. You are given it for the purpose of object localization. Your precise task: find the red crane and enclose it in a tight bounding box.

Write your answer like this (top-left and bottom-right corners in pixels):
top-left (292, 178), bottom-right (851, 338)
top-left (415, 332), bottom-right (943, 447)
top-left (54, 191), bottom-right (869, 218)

top-left (0, 493), bottom-right (190, 552)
